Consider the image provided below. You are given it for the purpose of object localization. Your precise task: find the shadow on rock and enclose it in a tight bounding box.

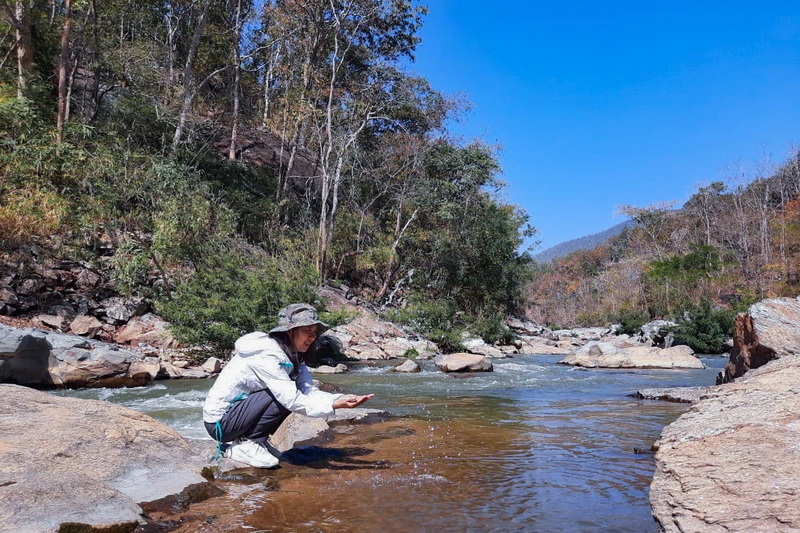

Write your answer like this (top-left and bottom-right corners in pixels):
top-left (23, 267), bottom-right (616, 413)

top-left (282, 445), bottom-right (391, 470)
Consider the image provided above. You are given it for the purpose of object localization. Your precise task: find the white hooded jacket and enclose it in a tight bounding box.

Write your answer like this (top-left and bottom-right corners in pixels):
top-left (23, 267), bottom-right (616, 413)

top-left (202, 332), bottom-right (342, 423)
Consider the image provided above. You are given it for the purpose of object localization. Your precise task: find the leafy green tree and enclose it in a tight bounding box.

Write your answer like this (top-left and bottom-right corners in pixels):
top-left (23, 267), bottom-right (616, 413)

top-left (672, 301), bottom-right (736, 354)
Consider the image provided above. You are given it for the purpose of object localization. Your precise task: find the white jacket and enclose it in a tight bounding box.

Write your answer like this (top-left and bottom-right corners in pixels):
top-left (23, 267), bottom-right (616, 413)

top-left (202, 332), bottom-right (342, 423)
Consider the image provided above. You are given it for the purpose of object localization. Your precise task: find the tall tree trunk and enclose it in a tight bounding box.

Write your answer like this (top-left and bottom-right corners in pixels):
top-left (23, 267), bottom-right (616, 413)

top-left (228, 0), bottom-right (242, 160)
top-left (64, 49), bottom-right (78, 122)
top-left (1, 0), bottom-right (35, 98)
top-left (56, 0), bottom-right (73, 152)
top-left (171, 0), bottom-right (211, 154)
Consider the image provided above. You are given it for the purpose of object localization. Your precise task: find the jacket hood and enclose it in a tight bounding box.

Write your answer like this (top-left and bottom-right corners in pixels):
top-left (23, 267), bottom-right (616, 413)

top-left (234, 332), bottom-right (283, 357)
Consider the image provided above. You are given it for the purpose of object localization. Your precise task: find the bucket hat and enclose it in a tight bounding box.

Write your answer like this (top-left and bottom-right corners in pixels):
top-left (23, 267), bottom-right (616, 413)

top-left (268, 303), bottom-right (330, 336)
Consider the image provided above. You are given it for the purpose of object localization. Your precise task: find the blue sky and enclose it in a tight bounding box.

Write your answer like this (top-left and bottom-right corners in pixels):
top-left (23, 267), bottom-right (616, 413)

top-left (407, 1), bottom-right (800, 251)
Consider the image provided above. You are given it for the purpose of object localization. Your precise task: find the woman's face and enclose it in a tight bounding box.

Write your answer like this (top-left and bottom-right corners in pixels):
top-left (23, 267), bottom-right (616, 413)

top-left (290, 325), bottom-right (318, 353)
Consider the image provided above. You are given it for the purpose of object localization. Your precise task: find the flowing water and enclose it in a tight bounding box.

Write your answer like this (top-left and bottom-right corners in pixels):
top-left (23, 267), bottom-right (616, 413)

top-left (55, 354), bottom-right (727, 533)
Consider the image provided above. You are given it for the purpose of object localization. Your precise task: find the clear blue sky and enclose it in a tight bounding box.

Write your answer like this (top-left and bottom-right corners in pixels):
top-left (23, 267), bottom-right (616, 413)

top-left (408, 1), bottom-right (800, 251)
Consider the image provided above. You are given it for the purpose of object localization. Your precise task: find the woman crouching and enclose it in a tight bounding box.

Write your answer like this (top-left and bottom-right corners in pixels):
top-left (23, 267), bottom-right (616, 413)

top-left (203, 303), bottom-right (373, 468)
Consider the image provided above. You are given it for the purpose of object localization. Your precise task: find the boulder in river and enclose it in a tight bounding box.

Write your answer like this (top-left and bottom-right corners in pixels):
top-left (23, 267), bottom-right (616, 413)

top-left (650, 355), bottom-right (800, 533)
top-left (638, 320), bottom-right (677, 347)
top-left (434, 353), bottom-right (493, 372)
top-left (560, 342), bottom-right (703, 369)
top-left (392, 358), bottom-right (421, 373)
top-left (0, 323), bottom-right (157, 388)
top-left (311, 363), bottom-right (348, 374)
top-left (718, 296), bottom-right (800, 384)
top-left (0, 384), bottom-right (209, 533)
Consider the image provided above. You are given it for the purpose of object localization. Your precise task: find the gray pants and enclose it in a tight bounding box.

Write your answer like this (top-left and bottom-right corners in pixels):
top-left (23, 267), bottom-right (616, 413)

top-left (205, 389), bottom-right (290, 445)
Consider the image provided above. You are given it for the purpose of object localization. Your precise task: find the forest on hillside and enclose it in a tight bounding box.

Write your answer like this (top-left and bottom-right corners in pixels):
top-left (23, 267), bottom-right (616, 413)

top-left (526, 152), bottom-right (800, 351)
top-left (2, 1), bottom-right (798, 355)
top-left (0, 0), bottom-right (535, 351)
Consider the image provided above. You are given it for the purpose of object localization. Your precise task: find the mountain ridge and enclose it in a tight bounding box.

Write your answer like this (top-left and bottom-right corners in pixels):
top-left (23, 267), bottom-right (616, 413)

top-left (533, 220), bottom-right (635, 263)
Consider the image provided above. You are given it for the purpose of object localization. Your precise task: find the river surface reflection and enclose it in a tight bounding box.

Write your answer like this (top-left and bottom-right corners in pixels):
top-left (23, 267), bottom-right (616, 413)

top-left (56, 354), bottom-right (727, 533)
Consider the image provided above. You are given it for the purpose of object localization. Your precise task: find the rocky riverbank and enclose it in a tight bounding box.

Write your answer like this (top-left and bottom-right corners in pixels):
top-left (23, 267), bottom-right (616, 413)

top-left (650, 297), bottom-right (800, 533)
top-left (0, 383), bottom-right (388, 533)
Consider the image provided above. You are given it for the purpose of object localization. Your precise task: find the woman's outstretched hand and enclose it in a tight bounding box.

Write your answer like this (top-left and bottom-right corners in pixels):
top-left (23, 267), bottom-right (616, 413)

top-left (333, 394), bottom-right (374, 409)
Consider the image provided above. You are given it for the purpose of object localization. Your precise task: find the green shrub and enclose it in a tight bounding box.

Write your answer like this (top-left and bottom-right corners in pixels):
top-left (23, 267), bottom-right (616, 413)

top-left (383, 297), bottom-right (465, 352)
top-left (613, 308), bottom-right (650, 335)
top-left (402, 348), bottom-right (419, 359)
top-left (319, 308), bottom-right (360, 328)
top-left (672, 301), bottom-right (736, 354)
top-left (470, 313), bottom-right (515, 345)
top-left (156, 245), bottom-right (320, 352)
top-left (110, 242), bottom-right (152, 296)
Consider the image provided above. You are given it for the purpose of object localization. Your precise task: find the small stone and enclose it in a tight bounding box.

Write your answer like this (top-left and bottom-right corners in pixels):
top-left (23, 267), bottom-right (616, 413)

top-left (0, 288), bottom-right (18, 306)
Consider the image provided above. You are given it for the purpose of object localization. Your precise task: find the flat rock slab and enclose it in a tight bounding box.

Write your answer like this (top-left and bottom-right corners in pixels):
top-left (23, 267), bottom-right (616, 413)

top-left (560, 344), bottom-right (704, 369)
top-left (650, 355), bottom-right (800, 533)
top-left (634, 386), bottom-right (712, 404)
top-left (0, 384), bottom-right (207, 533)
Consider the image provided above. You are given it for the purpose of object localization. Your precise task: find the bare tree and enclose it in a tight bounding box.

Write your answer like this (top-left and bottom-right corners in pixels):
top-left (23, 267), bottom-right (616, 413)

top-left (171, 0), bottom-right (212, 153)
top-left (0, 0), bottom-right (34, 98)
top-left (55, 0), bottom-right (73, 151)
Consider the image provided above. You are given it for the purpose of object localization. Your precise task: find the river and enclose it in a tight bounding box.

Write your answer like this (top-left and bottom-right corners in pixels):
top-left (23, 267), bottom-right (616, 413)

top-left (56, 354), bottom-right (726, 533)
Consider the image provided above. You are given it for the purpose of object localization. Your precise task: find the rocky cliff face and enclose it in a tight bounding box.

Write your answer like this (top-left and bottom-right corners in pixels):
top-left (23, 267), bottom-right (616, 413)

top-left (718, 296), bottom-right (800, 384)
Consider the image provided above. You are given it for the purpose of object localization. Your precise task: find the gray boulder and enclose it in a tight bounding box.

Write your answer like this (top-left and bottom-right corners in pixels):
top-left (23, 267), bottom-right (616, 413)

top-left (392, 358), bottom-right (421, 373)
top-left (0, 384), bottom-right (208, 533)
top-left (639, 320), bottom-right (677, 347)
top-left (0, 324), bottom-right (155, 388)
top-left (99, 296), bottom-right (149, 323)
top-left (434, 353), bottom-right (493, 373)
top-left (269, 408), bottom-right (390, 453)
top-left (311, 363), bottom-right (348, 374)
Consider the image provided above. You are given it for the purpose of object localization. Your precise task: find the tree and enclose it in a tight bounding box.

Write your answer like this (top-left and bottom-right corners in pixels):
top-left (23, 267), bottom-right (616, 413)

top-left (55, 0), bottom-right (73, 150)
top-left (616, 201), bottom-right (676, 259)
top-left (0, 0), bottom-right (34, 98)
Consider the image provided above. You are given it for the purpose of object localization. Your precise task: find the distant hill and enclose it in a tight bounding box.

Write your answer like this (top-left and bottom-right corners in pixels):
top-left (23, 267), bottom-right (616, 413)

top-left (533, 220), bottom-right (635, 263)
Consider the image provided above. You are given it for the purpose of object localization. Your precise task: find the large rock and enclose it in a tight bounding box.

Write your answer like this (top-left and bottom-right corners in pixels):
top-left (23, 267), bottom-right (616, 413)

top-left (718, 297), bottom-right (800, 384)
top-left (392, 358), bottom-right (421, 373)
top-left (0, 324), bottom-right (153, 388)
top-left (310, 363), bottom-right (348, 374)
top-left (560, 342), bottom-right (703, 369)
top-left (114, 313), bottom-right (177, 348)
top-left (506, 316), bottom-right (549, 336)
top-left (518, 336), bottom-right (572, 355)
top-left (99, 296), bottom-right (149, 323)
top-left (325, 313), bottom-right (437, 360)
top-left (461, 333), bottom-right (506, 358)
top-left (269, 408), bottom-right (390, 453)
top-left (0, 384), bottom-right (208, 533)
top-left (650, 355), bottom-right (800, 533)
top-left (638, 320), bottom-right (677, 347)
top-left (434, 353), bottom-right (493, 372)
